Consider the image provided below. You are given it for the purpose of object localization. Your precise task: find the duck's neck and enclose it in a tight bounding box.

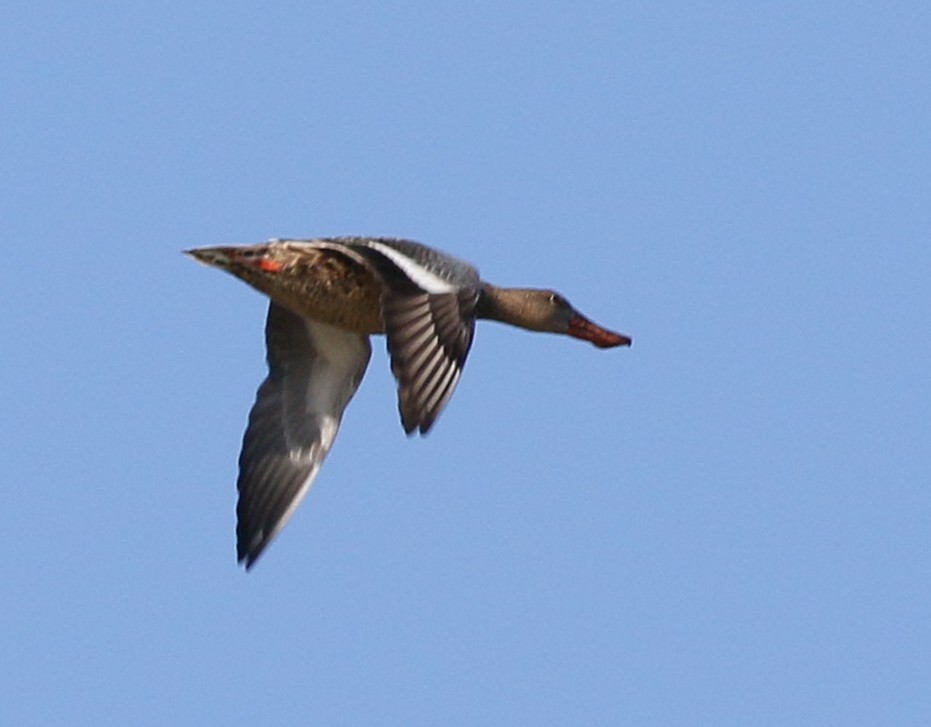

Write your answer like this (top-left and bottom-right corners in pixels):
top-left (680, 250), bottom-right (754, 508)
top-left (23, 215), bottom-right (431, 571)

top-left (476, 283), bottom-right (547, 331)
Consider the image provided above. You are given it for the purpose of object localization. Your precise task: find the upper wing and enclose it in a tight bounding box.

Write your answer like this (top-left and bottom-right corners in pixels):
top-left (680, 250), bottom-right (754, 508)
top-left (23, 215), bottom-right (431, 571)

top-left (236, 302), bottom-right (371, 569)
top-left (300, 238), bottom-right (481, 436)
top-left (382, 289), bottom-right (479, 434)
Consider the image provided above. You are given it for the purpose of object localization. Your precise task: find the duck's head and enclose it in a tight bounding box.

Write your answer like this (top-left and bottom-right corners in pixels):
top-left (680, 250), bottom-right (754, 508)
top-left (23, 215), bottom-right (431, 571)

top-left (479, 285), bottom-right (631, 348)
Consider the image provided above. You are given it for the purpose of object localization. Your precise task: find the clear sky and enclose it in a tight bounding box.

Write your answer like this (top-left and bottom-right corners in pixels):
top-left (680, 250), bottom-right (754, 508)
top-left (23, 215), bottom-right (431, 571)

top-left (3, 2), bottom-right (930, 725)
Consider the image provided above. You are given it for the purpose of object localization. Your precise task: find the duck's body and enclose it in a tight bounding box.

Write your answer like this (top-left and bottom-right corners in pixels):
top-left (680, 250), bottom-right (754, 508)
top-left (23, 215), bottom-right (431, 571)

top-left (187, 237), bottom-right (631, 568)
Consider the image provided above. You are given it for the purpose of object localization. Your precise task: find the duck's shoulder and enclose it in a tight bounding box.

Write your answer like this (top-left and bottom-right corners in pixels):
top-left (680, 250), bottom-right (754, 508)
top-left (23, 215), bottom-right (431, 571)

top-left (322, 237), bottom-right (480, 293)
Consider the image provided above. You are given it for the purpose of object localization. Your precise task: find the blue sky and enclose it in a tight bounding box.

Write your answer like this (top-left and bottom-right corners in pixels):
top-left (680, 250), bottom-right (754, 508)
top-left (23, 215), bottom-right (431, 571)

top-left (3, 2), bottom-right (930, 724)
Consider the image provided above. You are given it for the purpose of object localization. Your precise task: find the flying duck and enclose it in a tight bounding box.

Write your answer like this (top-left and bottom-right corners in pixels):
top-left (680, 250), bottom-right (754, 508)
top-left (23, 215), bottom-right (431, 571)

top-left (186, 237), bottom-right (631, 568)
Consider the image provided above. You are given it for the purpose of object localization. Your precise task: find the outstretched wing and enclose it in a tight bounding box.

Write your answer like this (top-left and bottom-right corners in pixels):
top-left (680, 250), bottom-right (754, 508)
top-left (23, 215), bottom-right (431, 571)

top-left (382, 289), bottom-right (479, 434)
top-left (236, 302), bottom-right (371, 569)
top-left (316, 238), bottom-right (481, 435)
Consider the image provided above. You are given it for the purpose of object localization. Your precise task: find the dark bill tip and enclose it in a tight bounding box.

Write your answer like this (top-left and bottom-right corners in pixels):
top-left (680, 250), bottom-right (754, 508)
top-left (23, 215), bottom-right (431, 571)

top-left (568, 315), bottom-right (632, 349)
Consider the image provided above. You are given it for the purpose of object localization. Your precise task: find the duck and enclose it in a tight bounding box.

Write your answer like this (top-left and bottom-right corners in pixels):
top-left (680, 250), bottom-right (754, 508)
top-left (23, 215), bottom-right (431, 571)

top-left (186, 237), bottom-right (631, 569)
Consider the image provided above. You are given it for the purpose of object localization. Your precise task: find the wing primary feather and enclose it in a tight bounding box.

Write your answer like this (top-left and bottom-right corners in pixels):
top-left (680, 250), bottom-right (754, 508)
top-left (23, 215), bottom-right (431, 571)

top-left (382, 289), bottom-right (478, 435)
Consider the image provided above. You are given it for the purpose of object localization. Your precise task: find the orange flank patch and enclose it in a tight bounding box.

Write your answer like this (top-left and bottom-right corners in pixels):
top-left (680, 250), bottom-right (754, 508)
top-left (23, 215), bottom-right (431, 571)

top-left (258, 259), bottom-right (283, 273)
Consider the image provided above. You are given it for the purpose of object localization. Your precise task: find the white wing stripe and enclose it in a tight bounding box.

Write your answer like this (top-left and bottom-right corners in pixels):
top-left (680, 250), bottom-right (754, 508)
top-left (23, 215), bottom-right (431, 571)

top-left (365, 240), bottom-right (455, 294)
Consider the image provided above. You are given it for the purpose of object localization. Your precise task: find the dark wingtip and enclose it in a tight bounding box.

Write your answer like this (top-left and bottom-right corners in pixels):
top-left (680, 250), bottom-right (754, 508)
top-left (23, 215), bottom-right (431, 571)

top-left (400, 416), bottom-right (431, 437)
top-left (237, 530), bottom-right (268, 571)
top-left (238, 547), bottom-right (252, 571)
top-left (399, 401), bottom-right (438, 437)
top-left (239, 551), bottom-right (261, 571)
